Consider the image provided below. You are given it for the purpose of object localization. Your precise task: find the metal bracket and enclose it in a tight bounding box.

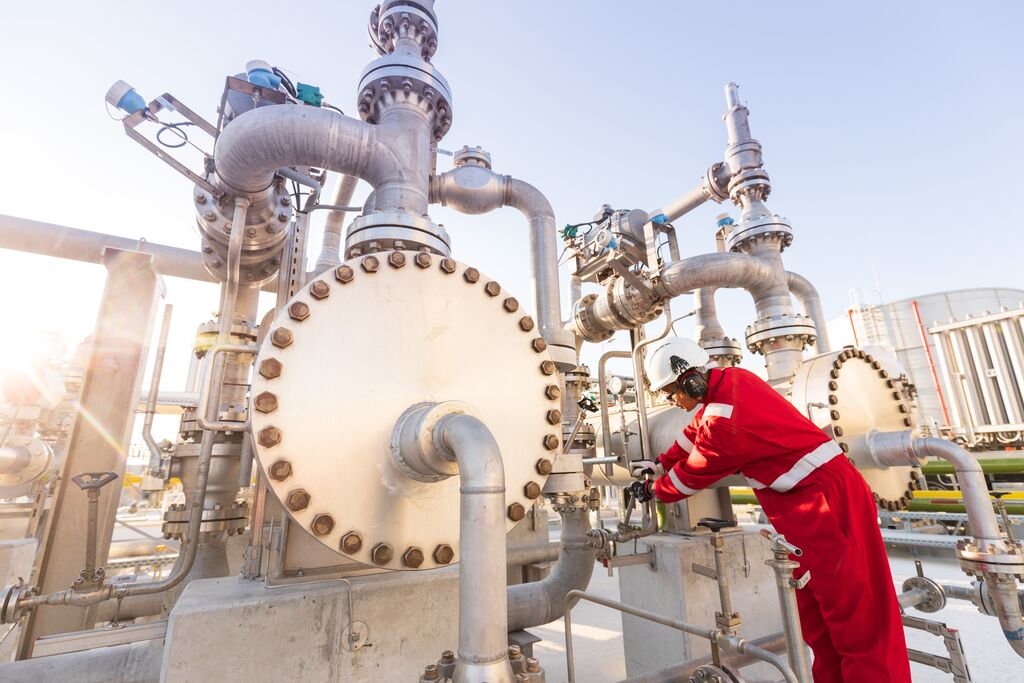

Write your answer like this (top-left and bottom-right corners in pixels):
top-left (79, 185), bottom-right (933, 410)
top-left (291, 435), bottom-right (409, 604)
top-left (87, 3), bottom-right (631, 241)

top-left (215, 76), bottom-right (288, 132)
top-left (903, 613), bottom-right (972, 682)
top-left (197, 342), bottom-right (259, 431)
top-left (691, 563), bottom-right (718, 581)
top-left (790, 571), bottom-right (811, 590)
top-left (601, 547), bottom-right (656, 577)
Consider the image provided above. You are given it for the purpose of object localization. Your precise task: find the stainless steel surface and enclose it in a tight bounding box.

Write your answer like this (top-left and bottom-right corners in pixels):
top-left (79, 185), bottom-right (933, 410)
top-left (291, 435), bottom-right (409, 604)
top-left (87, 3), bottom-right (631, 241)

top-left (142, 304), bottom-right (173, 474)
top-left (786, 271), bottom-right (830, 354)
top-left (0, 639), bottom-right (162, 683)
top-left (313, 173), bottom-right (359, 274)
top-left (617, 634), bottom-right (786, 683)
top-left (23, 248), bottom-right (162, 651)
top-left (762, 531), bottom-right (813, 682)
top-left (250, 253), bottom-right (555, 567)
top-left (395, 406), bottom-right (514, 683)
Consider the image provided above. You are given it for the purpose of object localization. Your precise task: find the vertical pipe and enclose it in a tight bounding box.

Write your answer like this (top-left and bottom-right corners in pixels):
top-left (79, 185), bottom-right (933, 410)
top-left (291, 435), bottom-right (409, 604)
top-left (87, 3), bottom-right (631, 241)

top-left (982, 323), bottom-right (1023, 423)
top-left (142, 304), bottom-right (174, 473)
top-left (597, 351), bottom-right (632, 459)
top-left (848, 308), bottom-right (860, 346)
top-left (313, 174), bottom-right (358, 274)
top-left (631, 306), bottom-right (673, 462)
top-left (1000, 318), bottom-right (1024, 415)
top-left (965, 325), bottom-right (1003, 424)
top-left (912, 300), bottom-right (952, 428)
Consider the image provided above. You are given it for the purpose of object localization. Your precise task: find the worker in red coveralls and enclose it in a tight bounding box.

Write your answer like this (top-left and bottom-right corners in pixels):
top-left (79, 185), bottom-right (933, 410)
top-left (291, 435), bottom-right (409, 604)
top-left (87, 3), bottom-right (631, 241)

top-left (627, 338), bottom-right (910, 683)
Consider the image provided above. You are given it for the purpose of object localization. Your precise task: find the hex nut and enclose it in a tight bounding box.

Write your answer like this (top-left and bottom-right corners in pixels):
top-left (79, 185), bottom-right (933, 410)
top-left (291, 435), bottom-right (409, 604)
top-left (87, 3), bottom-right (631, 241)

top-left (535, 458), bottom-right (553, 475)
top-left (286, 488), bottom-right (311, 511)
top-left (414, 252), bottom-right (432, 268)
top-left (335, 265), bottom-right (355, 283)
top-left (484, 281), bottom-right (501, 297)
top-left (258, 426), bottom-right (282, 448)
top-left (310, 280), bottom-right (330, 299)
top-left (463, 267), bottom-right (480, 283)
top-left (546, 409), bottom-right (562, 425)
top-left (371, 543), bottom-right (394, 565)
top-left (268, 459), bottom-right (292, 481)
top-left (531, 338), bottom-right (547, 353)
top-left (402, 546), bottom-right (425, 568)
top-left (519, 316), bottom-right (535, 332)
top-left (526, 658), bottom-right (541, 673)
top-left (311, 513), bottom-right (335, 536)
top-left (543, 434), bottom-right (560, 450)
top-left (433, 544), bottom-right (455, 565)
top-left (254, 391), bottom-right (278, 413)
top-left (289, 301), bottom-right (310, 321)
top-left (524, 481), bottom-right (541, 499)
top-left (544, 385), bottom-right (561, 400)
top-left (259, 358), bottom-right (283, 379)
top-left (539, 360), bottom-right (556, 375)
top-left (502, 297), bottom-right (520, 313)
top-left (271, 327), bottom-right (293, 348)
top-left (388, 251), bottom-right (407, 268)
top-left (361, 255), bottom-right (380, 273)
top-left (440, 258), bottom-right (457, 274)
top-left (507, 502), bottom-right (526, 522)
top-left (340, 532), bottom-right (364, 554)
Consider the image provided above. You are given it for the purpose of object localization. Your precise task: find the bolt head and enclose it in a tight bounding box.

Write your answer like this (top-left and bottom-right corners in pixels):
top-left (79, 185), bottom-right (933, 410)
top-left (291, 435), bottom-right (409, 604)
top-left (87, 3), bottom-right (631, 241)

top-left (258, 426), bottom-right (282, 448)
top-left (524, 481), bottom-right (541, 499)
top-left (311, 513), bottom-right (335, 536)
top-left (463, 267), bottom-right (480, 283)
top-left (259, 358), bottom-right (283, 379)
top-left (433, 543), bottom-right (455, 564)
top-left (245, 227), bottom-right (257, 238)
top-left (361, 255), bottom-right (380, 273)
top-left (334, 265), bottom-right (355, 283)
top-left (371, 543), bottom-right (394, 565)
top-left (507, 502), bottom-right (526, 522)
top-left (254, 391), bottom-right (278, 413)
top-left (546, 409), bottom-right (562, 425)
top-left (268, 459), bottom-right (292, 481)
top-left (531, 338), bottom-right (547, 353)
top-left (280, 195), bottom-right (291, 207)
top-left (544, 385), bottom-right (560, 400)
top-left (286, 488), bottom-right (311, 511)
top-left (402, 546), bottom-right (424, 568)
top-left (503, 297), bottom-right (519, 313)
top-left (203, 210), bottom-right (217, 221)
top-left (277, 212), bottom-right (289, 223)
top-left (414, 252), bottom-right (432, 268)
top-left (540, 360), bottom-right (556, 375)
top-left (289, 301), bottom-right (310, 321)
top-left (543, 434), bottom-right (560, 450)
top-left (536, 458), bottom-right (553, 475)
top-left (440, 258), bottom-right (457, 274)
top-left (195, 193), bottom-right (207, 205)
top-left (387, 251), bottom-right (406, 268)
top-left (271, 327), bottom-right (293, 348)
top-left (519, 316), bottom-right (535, 332)
top-left (340, 531), bottom-right (364, 553)
top-left (484, 281), bottom-right (501, 297)
top-left (310, 280), bottom-right (330, 299)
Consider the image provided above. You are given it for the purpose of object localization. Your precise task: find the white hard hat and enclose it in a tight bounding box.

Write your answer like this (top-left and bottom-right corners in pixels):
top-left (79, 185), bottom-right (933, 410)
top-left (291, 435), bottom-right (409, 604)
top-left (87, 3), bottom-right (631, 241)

top-left (645, 337), bottom-right (710, 391)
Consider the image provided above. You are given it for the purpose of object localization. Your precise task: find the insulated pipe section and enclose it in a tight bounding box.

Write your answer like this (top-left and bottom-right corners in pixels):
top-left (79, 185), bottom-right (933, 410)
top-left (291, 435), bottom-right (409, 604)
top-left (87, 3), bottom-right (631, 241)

top-left (0, 639), bottom-right (162, 683)
top-left (213, 105), bottom-right (402, 197)
top-left (787, 271), bottom-right (831, 354)
top-left (431, 162), bottom-right (574, 363)
top-left (507, 506), bottom-right (596, 632)
top-left (313, 173), bottom-right (359, 274)
top-left (393, 403), bottom-right (514, 683)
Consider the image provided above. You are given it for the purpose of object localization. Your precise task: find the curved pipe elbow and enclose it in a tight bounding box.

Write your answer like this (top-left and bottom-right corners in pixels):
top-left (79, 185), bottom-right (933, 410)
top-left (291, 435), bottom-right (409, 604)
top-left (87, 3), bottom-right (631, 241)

top-left (438, 413), bottom-right (505, 489)
top-left (786, 271), bottom-right (831, 353)
top-left (213, 106), bottom-right (402, 195)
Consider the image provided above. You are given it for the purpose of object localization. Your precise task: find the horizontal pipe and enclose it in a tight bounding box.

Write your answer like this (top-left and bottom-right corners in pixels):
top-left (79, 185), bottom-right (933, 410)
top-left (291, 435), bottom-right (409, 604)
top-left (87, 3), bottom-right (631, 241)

top-left (619, 634), bottom-right (787, 683)
top-left (922, 458), bottom-right (1024, 475)
top-left (0, 639), bottom-right (162, 683)
top-left (655, 252), bottom-right (775, 300)
top-left (506, 542), bottom-right (560, 566)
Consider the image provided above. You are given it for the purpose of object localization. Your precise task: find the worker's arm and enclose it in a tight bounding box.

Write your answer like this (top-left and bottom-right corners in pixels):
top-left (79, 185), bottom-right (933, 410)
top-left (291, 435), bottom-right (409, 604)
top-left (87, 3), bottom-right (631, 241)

top-left (656, 422), bottom-right (698, 471)
top-left (653, 422), bottom-right (743, 503)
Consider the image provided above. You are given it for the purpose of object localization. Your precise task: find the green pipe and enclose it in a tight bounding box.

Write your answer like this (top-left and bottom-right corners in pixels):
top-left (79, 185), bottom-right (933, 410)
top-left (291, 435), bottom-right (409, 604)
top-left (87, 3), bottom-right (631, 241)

top-left (729, 491), bottom-right (1024, 515)
top-left (921, 457), bottom-right (1024, 475)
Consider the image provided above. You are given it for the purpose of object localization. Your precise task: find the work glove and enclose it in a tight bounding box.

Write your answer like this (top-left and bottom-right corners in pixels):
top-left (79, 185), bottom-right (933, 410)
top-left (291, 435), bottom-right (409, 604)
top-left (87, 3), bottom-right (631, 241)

top-left (626, 479), bottom-right (655, 503)
top-left (630, 459), bottom-right (663, 477)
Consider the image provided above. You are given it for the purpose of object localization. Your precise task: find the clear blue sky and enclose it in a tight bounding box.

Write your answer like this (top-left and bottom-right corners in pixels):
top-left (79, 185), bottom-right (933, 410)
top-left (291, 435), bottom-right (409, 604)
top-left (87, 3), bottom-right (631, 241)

top-left (0, 1), bottom-right (1021, 425)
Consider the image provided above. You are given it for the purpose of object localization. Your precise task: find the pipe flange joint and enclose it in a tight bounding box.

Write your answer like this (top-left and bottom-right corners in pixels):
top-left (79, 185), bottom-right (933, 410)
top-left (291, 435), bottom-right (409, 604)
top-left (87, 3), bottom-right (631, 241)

top-left (356, 53), bottom-right (453, 141)
top-left (572, 293), bottom-right (615, 344)
top-left (724, 207), bottom-right (791, 253)
top-left (452, 145), bottom-right (492, 169)
top-left (744, 314), bottom-right (816, 354)
top-left (955, 539), bottom-right (1024, 580)
top-left (901, 575), bottom-right (947, 613)
top-left (368, 1), bottom-right (439, 61)
top-left (699, 336), bottom-right (743, 366)
top-left (391, 401), bottom-right (481, 483)
top-left (345, 211), bottom-right (451, 258)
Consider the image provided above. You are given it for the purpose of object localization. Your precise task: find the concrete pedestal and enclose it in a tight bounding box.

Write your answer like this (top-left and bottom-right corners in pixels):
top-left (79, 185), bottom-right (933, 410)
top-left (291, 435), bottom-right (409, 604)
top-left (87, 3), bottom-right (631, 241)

top-left (163, 567), bottom-right (460, 682)
top-left (617, 530), bottom-right (783, 678)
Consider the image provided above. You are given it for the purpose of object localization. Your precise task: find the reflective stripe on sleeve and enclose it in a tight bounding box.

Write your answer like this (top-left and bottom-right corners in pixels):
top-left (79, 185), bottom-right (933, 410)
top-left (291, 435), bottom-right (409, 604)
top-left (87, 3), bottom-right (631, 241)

top-left (745, 477), bottom-right (768, 490)
top-left (677, 434), bottom-right (694, 453)
top-left (767, 440), bottom-right (844, 493)
top-left (668, 467), bottom-right (699, 496)
top-left (703, 403), bottom-right (734, 420)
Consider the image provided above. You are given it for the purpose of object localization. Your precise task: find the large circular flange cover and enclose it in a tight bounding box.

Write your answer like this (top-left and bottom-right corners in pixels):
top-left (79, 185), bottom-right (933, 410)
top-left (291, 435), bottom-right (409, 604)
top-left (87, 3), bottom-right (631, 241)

top-left (789, 348), bottom-right (918, 510)
top-left (250, 252), bottom-right (558, 569)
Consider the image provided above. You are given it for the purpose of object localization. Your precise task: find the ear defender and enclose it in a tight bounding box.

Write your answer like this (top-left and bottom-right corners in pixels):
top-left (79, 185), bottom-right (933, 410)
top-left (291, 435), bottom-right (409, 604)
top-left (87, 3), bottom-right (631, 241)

top-left (679, 368), bottom-right (708, 400)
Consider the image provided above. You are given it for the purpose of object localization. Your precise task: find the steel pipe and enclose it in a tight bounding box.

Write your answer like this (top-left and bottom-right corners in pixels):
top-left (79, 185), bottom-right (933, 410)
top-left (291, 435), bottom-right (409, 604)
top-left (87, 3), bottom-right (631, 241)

top-left (313, 174), bottom-right (359, 274)
top-left (597, 350), bottom-right (631, 462)
top-left (786, 271), bottom-right (830, 354)
top-left (0, 639), bottom-right (162, 683)
top-left (142, 304), bottom-right (173, 474)
top-left (213, 105), bottom-right (402, 197)
top-left (618, 633), bottom-right (786, 683)
top-left (655, 252), bottom-right (775, 300)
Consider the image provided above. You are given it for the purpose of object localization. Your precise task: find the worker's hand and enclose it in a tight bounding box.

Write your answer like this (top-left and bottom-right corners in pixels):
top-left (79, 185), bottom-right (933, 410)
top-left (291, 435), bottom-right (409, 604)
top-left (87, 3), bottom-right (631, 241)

top-left (626, 479), bottom-right (655, 503)
top-left (630, 459), bottom-right (663, 477)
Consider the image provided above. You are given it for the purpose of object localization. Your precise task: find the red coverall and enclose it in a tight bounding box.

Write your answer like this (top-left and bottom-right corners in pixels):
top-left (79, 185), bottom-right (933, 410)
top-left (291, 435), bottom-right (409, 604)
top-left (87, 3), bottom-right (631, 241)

top-left (653, 367), bottom-right (910, 683)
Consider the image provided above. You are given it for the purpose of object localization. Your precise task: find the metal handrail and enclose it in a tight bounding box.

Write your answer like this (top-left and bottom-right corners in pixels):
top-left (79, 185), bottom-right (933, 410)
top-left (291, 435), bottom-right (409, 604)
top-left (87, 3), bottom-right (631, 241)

top-left (196, 342), bottom-right (259, 431)
top-left (563, 589), bottom-right (797, 683)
